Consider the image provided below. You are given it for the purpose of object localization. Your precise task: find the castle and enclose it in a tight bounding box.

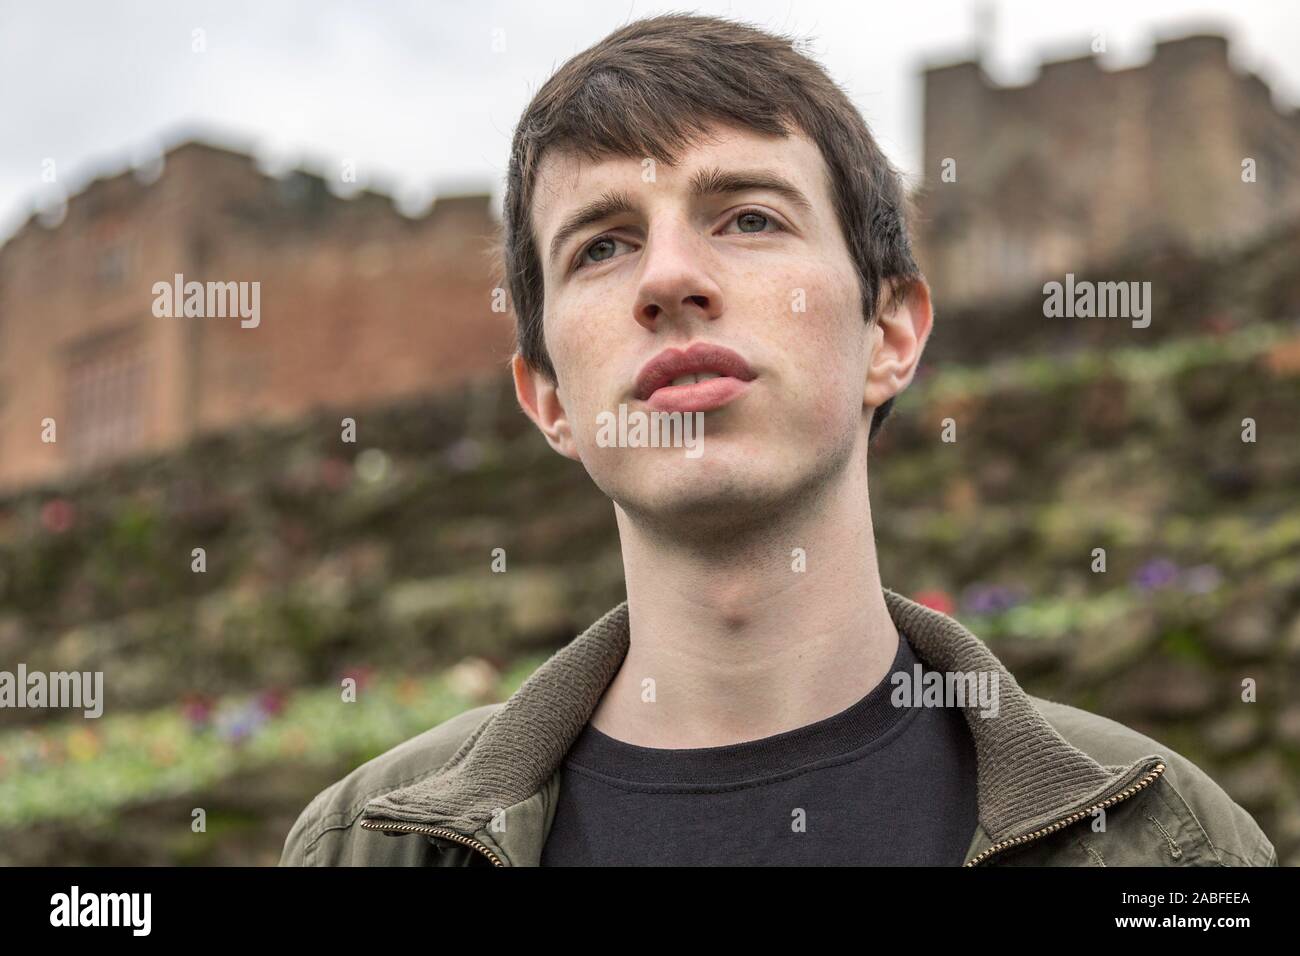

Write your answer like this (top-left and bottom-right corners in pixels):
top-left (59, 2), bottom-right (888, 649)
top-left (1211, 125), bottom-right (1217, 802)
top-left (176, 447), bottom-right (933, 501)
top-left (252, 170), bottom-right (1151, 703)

top-left (0, 140), bottom-right (512, 492)
top-left (914, 32), bottom-right (1300, 308)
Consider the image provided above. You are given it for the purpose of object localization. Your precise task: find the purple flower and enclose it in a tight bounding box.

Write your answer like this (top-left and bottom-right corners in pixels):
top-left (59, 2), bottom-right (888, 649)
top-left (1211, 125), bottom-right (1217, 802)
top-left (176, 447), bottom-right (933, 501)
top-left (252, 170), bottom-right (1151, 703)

top-left (216, 703), bottom-right (267, 745)
top-left (962, 583), bottom-right (1025, 615)
top-left (1132, 558), bottom-right (1180, 592)
top-left (224, 720), bottom-right (254, 745)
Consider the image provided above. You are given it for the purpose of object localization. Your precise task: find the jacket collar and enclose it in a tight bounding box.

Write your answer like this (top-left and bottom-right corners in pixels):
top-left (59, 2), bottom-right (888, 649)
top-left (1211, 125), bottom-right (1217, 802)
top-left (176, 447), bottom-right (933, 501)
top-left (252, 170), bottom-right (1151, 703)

top-left (363, 587), bottom-right (1161, 858)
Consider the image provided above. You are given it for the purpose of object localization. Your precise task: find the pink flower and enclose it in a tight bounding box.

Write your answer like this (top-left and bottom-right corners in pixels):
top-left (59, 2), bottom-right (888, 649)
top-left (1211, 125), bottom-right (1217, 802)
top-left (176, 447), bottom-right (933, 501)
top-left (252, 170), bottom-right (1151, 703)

top-left (181, 692), bottom-right (216, 730)
top-left (256, 688), bottom-right (288, 718)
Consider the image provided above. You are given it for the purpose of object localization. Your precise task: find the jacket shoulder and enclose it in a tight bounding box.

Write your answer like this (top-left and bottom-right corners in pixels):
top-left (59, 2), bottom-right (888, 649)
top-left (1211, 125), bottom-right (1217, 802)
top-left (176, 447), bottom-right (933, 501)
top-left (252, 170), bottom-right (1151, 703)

top-left (1029, 695), bottom-right (1277, 866)
top-left (278, 701), bottom-right (502, 866)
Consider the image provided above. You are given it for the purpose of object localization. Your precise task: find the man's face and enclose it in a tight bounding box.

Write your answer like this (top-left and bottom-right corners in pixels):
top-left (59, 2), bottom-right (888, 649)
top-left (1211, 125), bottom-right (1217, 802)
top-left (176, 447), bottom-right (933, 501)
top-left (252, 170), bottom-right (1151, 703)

top-left (518, 122), bottom-right (909, 532)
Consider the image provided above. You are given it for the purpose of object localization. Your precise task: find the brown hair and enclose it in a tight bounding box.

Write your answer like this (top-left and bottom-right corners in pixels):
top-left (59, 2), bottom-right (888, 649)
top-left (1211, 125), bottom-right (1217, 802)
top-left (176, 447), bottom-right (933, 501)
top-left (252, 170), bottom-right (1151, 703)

top-left (502, 13), bottom-right (923, 442)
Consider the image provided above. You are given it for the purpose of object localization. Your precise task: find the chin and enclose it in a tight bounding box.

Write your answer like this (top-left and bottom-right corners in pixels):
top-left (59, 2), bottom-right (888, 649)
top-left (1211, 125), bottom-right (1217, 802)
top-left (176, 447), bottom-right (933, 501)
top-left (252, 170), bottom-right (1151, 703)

top-left (611, 459), bottom-right (798, 532)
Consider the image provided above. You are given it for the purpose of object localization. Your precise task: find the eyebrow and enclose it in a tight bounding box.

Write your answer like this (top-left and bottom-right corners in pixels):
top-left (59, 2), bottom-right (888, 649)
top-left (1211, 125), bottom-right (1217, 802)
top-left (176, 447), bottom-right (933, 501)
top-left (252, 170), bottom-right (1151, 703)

top-left (546, 166), bottom-right (814, 270)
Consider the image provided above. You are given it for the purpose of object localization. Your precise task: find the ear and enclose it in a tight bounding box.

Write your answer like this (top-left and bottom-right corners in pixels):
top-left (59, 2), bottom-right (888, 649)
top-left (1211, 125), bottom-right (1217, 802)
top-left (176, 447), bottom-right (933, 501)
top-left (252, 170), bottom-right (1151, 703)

top-left (512, 352), bottom-right (582, 462)
top-left (864, 277), bottom-right (934, 411)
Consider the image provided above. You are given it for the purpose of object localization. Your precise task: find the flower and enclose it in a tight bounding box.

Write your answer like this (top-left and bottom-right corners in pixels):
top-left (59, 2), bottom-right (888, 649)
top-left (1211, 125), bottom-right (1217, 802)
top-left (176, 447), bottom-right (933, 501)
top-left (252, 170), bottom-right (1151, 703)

top-left (912, 589), bottom-right (955, 615)
top-left (961, 583), bottom-right (1025, 616)
top-left (1132, 558), bottom-right (1180, 592)
top-left (255, 688), bottom-right (288, 718)
top-left (216, 702), bottom-right (266, 746)
top-left (181, 693), bottom-right (216, 732)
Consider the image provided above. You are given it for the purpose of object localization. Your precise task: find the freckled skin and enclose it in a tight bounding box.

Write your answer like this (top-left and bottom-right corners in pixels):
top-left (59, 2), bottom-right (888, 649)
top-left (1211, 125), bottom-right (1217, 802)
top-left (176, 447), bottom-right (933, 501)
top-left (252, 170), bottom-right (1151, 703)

top-left (523, 123), bottom-right (905, 543)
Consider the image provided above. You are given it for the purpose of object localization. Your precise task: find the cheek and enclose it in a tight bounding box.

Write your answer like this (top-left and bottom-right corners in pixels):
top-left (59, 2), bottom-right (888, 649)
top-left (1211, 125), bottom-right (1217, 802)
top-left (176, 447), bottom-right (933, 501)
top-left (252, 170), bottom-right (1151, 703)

top-left (760, 260), bottom-right (865, 396)
top-left (546, 291), bottom-right (613, 393)
top-left (544, 302), bottom-right (627, 462)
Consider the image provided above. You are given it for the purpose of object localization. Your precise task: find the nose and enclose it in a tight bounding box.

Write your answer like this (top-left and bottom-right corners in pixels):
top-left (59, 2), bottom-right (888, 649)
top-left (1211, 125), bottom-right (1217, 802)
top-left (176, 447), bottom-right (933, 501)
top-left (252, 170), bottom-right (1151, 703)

top-left (632, 217), bottom-right (725, 333)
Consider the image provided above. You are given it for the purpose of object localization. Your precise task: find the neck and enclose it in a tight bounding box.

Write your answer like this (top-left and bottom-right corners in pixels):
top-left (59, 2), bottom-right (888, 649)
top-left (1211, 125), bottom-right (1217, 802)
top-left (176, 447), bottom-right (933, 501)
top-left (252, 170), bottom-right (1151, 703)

top-left (591, 445), bottom-right (899, 748)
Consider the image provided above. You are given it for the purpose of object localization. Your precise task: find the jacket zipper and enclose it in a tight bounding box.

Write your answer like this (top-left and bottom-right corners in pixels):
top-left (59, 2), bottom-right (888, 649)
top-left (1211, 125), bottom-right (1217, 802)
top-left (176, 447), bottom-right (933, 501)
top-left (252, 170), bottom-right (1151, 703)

top-left (965, 761), bottom-right (1167, 866)
top-left (358, 819), bottom-right (505, 867)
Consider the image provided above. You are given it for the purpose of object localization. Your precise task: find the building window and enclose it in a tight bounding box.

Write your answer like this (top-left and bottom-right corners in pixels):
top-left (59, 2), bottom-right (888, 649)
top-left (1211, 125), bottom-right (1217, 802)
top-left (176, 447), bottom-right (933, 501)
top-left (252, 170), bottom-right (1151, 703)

top-left (65, 335), bottom-right (150, 468)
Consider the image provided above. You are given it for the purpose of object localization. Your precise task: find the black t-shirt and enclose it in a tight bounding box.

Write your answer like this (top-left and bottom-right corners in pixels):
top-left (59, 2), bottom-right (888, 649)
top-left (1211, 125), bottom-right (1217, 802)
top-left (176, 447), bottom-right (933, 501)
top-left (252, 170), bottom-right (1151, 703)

top-left (540, 630), bottom-right (978, 865)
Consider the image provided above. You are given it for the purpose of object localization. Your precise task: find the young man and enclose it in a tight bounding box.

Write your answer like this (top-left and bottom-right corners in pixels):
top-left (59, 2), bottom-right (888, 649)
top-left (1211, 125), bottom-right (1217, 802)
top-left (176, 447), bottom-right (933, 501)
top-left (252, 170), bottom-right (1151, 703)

top-left (280, 14), bottom-right (1275, 866)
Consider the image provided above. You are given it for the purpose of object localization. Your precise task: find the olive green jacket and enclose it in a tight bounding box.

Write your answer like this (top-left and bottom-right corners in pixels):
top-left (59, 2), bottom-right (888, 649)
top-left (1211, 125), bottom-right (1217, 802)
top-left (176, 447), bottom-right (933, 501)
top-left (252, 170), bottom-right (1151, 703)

top-left (279, 588), bottom-right (1278, 867)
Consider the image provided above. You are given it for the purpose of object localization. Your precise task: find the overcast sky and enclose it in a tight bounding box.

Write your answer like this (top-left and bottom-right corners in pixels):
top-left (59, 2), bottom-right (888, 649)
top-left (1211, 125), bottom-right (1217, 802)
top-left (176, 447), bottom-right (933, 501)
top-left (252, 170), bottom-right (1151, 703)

top-left (2, 0), bottom-right (1298, 243)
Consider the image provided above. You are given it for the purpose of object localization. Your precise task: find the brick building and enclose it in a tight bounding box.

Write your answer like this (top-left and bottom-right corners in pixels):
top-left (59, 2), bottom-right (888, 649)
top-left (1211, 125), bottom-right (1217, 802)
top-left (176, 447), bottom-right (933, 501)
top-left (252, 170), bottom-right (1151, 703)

top-left (914, 32), bottom-right (1300, 307)
top-left (0, 140), bottom-right (513, 492)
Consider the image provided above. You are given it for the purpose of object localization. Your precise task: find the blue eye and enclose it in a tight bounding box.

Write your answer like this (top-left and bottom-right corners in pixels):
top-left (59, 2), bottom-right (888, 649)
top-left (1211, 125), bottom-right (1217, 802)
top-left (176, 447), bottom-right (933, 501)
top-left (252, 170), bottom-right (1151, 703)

top-left (728, 207), bottom-right (786, 235)
top-left (576, 235), bottom-right (629, 270)
top-left (584, 237), bottom-right (618, 264)
top-left (573, 207), bottom-right (784, 272)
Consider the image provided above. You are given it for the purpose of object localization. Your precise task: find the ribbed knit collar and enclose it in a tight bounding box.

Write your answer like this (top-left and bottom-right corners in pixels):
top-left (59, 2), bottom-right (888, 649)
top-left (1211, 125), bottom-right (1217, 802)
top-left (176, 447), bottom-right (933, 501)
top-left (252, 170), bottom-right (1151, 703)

top-left (363, 587), bottom-right (1162, 850)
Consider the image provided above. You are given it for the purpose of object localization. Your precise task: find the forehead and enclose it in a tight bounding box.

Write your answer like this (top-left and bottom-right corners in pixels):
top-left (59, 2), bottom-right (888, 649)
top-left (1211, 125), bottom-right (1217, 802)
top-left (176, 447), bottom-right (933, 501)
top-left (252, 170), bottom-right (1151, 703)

top-left (530, 122), bottom-right (832, 243)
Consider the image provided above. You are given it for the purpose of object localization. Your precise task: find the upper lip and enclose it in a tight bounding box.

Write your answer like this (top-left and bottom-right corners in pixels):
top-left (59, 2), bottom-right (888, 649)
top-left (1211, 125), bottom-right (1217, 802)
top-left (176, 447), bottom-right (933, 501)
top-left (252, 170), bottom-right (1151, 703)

top-left (634, 342), bottom-right (757, 400)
